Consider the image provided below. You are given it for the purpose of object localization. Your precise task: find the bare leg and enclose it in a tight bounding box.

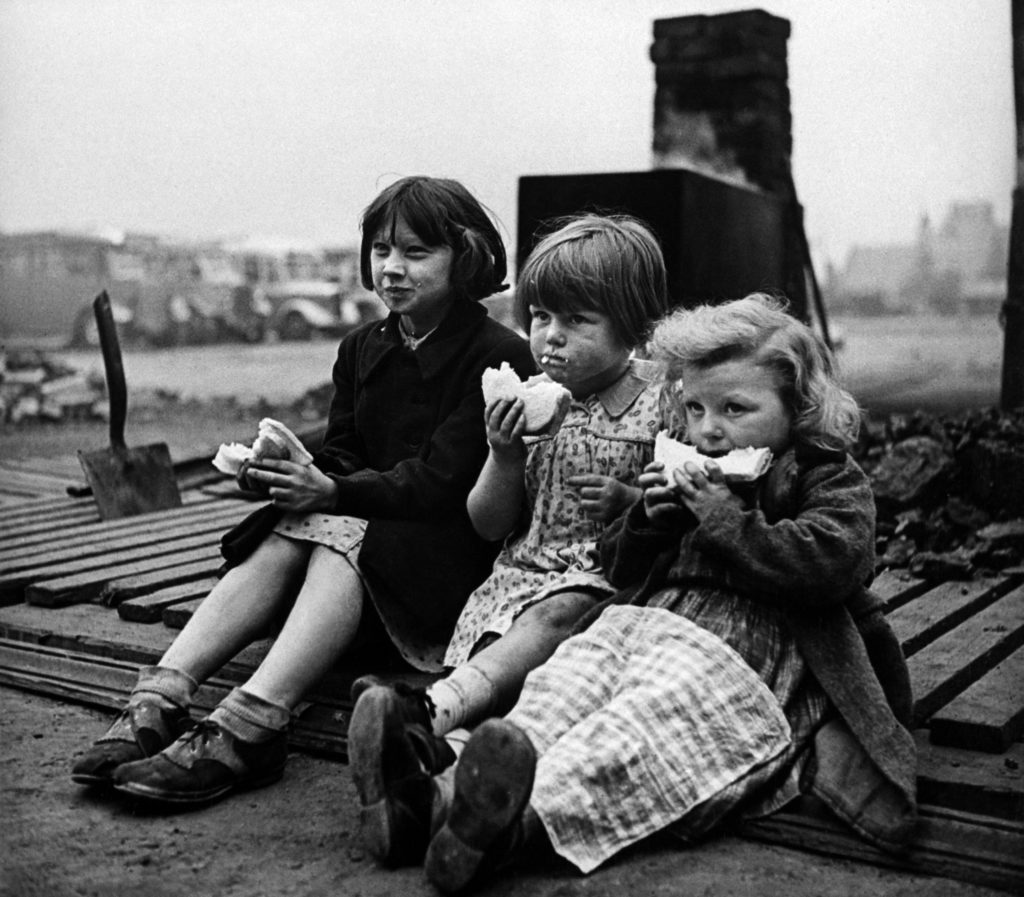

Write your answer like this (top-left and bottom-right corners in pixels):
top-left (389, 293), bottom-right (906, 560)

top-left (429, 591), bottom-right (598, 734)
top-left (242, 544), bottom-right (365, 709)
top-left (159, 533), bottom-right (312, 685)
top-left (467, 591), bottom-right (597, 711)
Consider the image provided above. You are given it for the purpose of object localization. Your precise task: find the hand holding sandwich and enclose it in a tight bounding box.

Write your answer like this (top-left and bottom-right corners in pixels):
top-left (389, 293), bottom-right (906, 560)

top-left (242, 457), bottom-right (339, 512)
top-left (639, 458), bottom-right (743, 529)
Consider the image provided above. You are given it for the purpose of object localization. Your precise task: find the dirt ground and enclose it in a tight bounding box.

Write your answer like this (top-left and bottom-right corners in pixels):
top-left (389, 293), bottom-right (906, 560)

top-left (2, 687), bottom-right (1007, 897)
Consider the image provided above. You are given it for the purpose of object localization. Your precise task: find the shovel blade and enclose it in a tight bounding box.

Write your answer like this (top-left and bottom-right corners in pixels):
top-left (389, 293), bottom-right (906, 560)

top-left (77, 442), bottom-right (183, 519)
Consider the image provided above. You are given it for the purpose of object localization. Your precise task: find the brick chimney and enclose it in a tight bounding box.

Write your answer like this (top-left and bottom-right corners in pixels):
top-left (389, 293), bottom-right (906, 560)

top-left (651, 9), bottom-right (793, 196)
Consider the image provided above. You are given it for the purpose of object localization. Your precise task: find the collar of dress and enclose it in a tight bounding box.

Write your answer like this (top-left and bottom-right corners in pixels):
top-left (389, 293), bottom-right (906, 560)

top-left (591, 358), bottom-right (656, 418)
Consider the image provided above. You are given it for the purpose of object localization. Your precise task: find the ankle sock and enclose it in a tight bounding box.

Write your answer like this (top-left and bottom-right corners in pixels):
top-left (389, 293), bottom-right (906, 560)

top-left (425, 665), bottom-right (497, 736)
top-left (444, 727), bottom-right (471, 760)
top-left (430, 764), bottom-right (456, 835)
top-left (209, 687), bottom-right (291, 744)
top-left (128, 665), bottom-right (198, 712)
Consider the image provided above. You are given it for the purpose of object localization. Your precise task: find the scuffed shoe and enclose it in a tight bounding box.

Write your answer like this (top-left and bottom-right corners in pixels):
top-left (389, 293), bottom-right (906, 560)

top-left (111, 719), bottom-right (287, 805)
top-left (71, 700), bottom-right (191, 786)
top-left (348, 685), bottom-right (456, 866)
top-left (425, 719), bottom-right (535, 894)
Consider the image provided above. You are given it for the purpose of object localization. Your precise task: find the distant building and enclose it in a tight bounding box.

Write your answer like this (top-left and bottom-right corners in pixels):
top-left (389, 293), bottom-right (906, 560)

top-left (826, 201), bottom-right (1008, 316)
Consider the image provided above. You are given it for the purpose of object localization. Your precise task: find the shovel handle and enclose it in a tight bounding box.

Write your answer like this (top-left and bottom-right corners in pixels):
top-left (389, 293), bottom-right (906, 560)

top-left (93, 291), bottom-right (128, 450)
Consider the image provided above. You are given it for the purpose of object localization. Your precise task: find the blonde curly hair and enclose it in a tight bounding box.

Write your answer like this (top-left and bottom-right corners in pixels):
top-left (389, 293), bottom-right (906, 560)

top-left (648, 292), bottom-right (861, 452)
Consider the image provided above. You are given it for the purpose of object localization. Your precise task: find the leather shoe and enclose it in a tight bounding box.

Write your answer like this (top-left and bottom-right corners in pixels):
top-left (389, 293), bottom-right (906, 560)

top-left (71, 700), bottom-right (191, 786)
top-left (425, 719), bottom-right (535, 893)
top-left (348, 685), bottom-right (455, 866)
top-left (111, 719), bottom-right (287, 805)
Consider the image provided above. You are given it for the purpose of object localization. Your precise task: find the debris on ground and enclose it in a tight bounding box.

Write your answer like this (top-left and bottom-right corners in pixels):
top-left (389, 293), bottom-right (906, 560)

top-left (856, 407), bottom-right (1024, 579)
top-left (0, 347), bottom-right (105, 424)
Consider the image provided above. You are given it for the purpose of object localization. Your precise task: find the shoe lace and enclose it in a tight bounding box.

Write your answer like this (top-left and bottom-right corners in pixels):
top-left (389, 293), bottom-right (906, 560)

top-left (179, 719), bottom-right (222, 754)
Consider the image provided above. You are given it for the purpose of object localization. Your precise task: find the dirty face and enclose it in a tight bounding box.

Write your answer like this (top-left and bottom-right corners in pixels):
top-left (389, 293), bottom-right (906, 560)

top-left (528, 303), bottom-right (631, 398)
top-left (371, 215), bottom-right (455, 336)
top-left (679, 356), bottom-right (793, 456)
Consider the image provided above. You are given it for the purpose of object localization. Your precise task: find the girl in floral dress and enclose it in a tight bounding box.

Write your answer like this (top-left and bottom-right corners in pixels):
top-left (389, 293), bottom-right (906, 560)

top-left (349, 213), bottom-right (671, 865)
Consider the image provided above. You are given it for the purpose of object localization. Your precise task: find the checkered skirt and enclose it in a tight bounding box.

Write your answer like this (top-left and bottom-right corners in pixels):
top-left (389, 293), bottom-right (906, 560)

top-left (506, 603), bottom-right (820, 873)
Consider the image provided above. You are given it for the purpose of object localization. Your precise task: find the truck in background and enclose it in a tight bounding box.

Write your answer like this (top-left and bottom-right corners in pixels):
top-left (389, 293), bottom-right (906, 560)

top-left (0, 230), bottom-right (381, 347)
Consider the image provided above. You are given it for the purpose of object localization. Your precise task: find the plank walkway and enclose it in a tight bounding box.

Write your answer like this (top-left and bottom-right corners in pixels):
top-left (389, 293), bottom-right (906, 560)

top-left (0, 464), bottom-right (1021, 892)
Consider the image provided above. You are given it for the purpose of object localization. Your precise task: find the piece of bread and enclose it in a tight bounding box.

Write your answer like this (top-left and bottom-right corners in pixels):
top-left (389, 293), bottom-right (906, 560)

top-left (654, 431), bottom-right (773, 482)
top-left (212, 442), bottom-right (254, 475)
top-left (481, 362), bottom-right (571, 433)
top-left (211, 418), bottom-right (314, 475)
top-left (254, 418), bottom-right (314, 465)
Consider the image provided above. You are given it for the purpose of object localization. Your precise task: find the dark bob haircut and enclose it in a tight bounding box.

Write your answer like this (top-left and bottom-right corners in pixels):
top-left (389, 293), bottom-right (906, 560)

top-left (359, 176), bottom-right (508, 303)
top-left (514, 213), bottom-right (669, 349)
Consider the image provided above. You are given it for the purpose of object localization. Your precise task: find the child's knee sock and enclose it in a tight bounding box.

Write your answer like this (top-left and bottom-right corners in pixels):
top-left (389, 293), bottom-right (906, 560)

top-left (425, 665), bottom-right (497, 736)
top-left (209, 687), bottom-right (291, 743)
top-left (128, 665), bottom-right (198, 712)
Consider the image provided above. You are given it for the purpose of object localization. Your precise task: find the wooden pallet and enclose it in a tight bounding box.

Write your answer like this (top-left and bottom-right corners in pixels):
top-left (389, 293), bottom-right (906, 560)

top-left (0, 490), bottom-right (1021, 892)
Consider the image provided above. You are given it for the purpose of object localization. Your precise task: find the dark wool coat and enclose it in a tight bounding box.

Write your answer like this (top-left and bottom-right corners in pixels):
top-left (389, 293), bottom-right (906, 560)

top-left (223, 299), bottom-right (535, 671)
top-left (593, 445), bottom-right (918, 853)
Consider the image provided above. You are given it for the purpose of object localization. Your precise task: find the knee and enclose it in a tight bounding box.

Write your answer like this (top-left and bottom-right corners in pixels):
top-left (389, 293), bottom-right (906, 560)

top-left (519, 593), bottom-right (596, 636)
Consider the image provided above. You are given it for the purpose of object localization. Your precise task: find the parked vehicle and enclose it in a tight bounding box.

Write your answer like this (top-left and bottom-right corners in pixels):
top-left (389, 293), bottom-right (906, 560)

top-left (262, 280), bottom-right (384, 341)
top-left (132, 247), bottom-right (269, 347)
top-left (0, 230), bottom-right (269, 347)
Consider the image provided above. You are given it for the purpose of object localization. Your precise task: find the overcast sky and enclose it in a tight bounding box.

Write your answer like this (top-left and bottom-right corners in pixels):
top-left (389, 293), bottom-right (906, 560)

top-left (0, 0), bottom-right (1013, 270)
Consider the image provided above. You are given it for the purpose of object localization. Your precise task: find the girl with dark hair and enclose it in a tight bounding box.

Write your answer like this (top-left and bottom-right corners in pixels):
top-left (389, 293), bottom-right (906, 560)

top-left (70, 175), bottom-right (534, 806)
top-left (348, 214), bottom-right (672, 866)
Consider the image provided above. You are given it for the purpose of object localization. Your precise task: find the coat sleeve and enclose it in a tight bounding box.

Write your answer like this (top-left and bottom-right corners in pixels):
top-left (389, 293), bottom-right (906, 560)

top-left (691, 458), bottom-right (876, 611)
top-left (320, 334), bottom-right (536, 521)
top-left (599, 500), bottom-right (688, 588)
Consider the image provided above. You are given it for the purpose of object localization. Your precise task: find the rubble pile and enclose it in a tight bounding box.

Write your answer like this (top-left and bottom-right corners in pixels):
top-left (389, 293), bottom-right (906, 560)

top-left (0, 348), bottom-right (106, 424)
top-left (857, 407), bottom-right (1024, 580)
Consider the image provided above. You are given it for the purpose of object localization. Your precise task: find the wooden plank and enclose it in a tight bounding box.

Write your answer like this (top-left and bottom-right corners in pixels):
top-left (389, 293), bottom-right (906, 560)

top-left (0, 505), bottom-right (100, 539)
top-left (928, 646), bottom-right (1024, 753)
top-left (24, 544), bottom-right (223, 607)
top-left (0, 466), bottom-right (79, 495)
top-left (871, 568), bottom-right (930, 610)
top-left (0, 487), bottom-right (218, 540)
top-left (101, 558), bottom-right (226, 605)
top-left (0, 504), bottom-right (245, 574)
top-left (888, 577), bottom-right (1016, 657)
top-left (2, 456), bottom-right (85, 479)
top-left (0, 492), bottom-right (231, 554)
top-left (2, 528), bottom-right (222, 597)
top-left (736, 798), bottom-right (1024, 894)
top-left (117, 578), bottom-right (220, 622)
top-left (163, 597), bottom-right (203, 629)
top-left (907, 584), bottom-right (1024, 726)
top-left (0, 494), bottom-right (97, 521)
top-left (917, 732), bottom-right (1024, 822)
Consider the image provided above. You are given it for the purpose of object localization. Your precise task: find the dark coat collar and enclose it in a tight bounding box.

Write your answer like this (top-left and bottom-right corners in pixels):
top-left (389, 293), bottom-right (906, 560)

top-left (360, 301), bottom-right (489, 381)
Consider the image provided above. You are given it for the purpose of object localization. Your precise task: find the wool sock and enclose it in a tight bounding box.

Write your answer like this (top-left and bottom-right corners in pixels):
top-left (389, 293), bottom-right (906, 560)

top-left (209, 687), bottom-right (291, 744)
top-left (425, 665), bottom-right (497, 736)
top-left (127, 665), bottom-right (198, 712)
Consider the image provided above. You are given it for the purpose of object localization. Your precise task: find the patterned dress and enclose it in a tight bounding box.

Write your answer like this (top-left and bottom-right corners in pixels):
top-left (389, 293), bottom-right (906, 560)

top-left (443, 361), bottom-right (660, 668)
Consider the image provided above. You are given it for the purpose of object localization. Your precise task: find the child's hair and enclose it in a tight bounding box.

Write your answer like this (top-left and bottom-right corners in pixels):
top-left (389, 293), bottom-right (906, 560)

top-left (359, 176), bottom-right (508, 302)
top-left (514, 214), bottom-right (670, 349)
top-left (648, 292), bottom-right (861, 451)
